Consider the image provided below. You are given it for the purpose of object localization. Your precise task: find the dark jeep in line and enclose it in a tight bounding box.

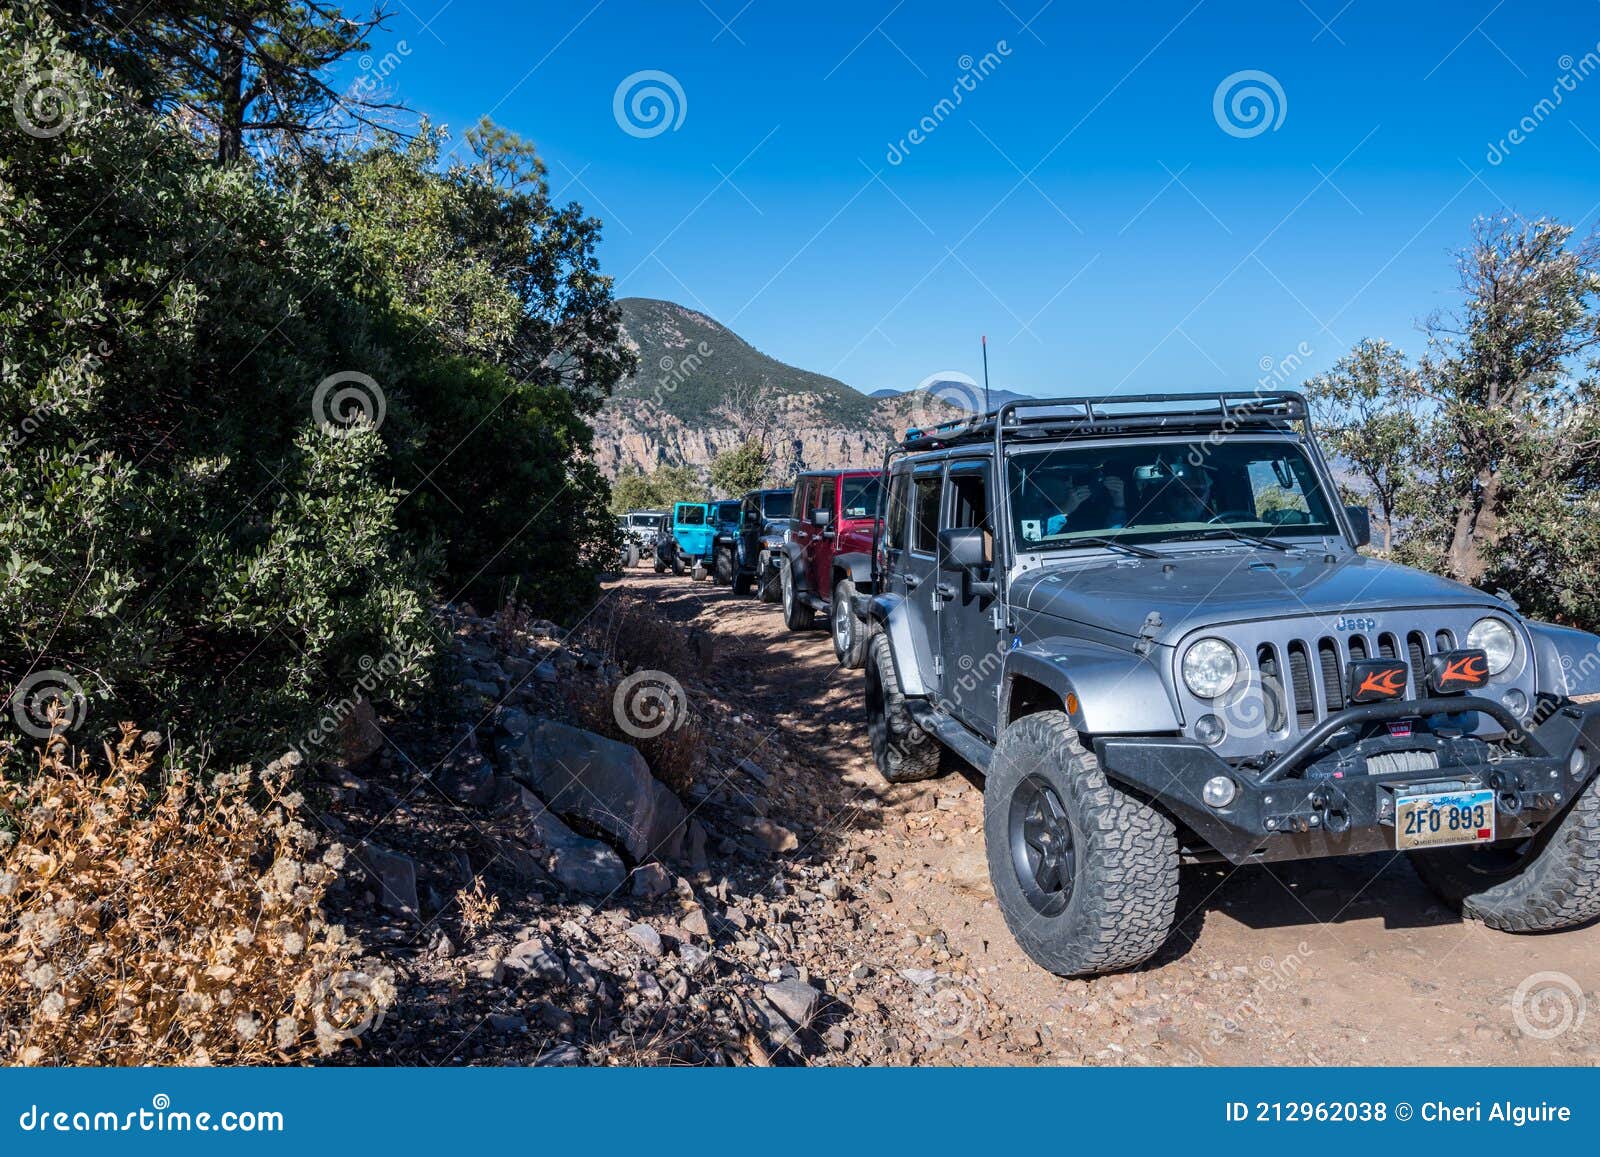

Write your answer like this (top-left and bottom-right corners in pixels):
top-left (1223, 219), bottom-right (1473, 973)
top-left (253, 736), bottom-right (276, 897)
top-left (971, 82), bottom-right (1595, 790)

top-left (712, 487), bottom-right (793, 597)
top-left (859, 392), bottom-right (1600, 977)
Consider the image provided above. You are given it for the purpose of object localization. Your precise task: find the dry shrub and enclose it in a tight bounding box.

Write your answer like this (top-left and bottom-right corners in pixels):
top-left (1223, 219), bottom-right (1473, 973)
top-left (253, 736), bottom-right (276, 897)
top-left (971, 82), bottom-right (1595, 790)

top-left (0, 726), bottom-right (394, 1065)
top-left (580, 594), bottom-right (693, 682)
top-left (572, 683), bottom-right (706, 798)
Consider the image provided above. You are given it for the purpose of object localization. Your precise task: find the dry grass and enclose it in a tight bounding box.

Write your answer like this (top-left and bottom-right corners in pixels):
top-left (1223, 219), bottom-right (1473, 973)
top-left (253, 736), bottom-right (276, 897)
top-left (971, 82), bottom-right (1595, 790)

top-left (579, 594), bottom-right (693, 683)
top-left (0, 726), bottom-right (394, 1065)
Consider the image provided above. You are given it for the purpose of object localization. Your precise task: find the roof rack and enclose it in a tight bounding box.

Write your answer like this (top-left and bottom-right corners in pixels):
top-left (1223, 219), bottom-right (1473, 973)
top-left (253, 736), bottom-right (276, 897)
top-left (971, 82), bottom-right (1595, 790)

top-left (899, 390), bottom-right (1308, 452)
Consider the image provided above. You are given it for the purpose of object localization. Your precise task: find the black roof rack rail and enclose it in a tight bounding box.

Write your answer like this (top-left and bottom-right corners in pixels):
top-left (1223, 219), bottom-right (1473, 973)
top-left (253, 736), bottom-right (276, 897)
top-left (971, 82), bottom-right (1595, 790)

top-left (899, 390), bottom-right (1308, 451)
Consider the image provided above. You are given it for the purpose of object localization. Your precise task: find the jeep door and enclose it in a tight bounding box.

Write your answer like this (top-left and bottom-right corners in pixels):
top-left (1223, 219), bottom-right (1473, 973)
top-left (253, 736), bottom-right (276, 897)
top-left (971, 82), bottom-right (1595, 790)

top-left (894, 464), bottom-right (944, 693)
top-left (937, 459), bottom-right (1001, 735)
top-left (788, 476), bottom-right (821, 597)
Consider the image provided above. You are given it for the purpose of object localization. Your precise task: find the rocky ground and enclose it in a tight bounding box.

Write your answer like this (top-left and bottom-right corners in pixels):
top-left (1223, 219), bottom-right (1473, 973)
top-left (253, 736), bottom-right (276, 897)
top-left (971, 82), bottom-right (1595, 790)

top-left (317, 572), bottom-right (1600, 1067)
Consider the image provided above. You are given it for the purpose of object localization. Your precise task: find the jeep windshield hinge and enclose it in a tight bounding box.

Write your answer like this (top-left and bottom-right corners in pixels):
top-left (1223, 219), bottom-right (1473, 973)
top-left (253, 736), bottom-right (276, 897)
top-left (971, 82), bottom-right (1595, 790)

top-left (1135, 611), bottom-right (1163, 656)
top-left (933, 656), bottom-right (944, 677)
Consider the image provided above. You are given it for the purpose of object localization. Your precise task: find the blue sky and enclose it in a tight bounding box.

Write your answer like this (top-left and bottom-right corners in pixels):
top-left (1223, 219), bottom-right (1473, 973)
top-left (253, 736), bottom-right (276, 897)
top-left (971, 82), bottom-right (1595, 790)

top-left (348, 0), bottom-right (1600, 396)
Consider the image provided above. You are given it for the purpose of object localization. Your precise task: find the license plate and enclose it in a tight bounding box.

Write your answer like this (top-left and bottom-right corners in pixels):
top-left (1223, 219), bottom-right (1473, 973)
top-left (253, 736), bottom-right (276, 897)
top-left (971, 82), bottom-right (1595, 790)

top-left (1394, 788), bottom-right (1496, 851)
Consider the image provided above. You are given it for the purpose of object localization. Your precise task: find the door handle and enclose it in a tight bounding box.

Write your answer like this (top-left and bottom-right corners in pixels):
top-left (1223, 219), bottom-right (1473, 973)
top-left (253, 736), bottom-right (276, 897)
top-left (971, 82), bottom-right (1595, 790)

top-left (935, 583), bottom-right (957, 601)
top-left (904, 574), bottom-right (921, 590)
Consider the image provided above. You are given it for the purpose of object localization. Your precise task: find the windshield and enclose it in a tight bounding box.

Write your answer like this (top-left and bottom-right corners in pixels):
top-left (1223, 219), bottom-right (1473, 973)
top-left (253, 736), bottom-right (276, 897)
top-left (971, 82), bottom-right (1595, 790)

top-left (1006, 440), bottom-right (1339, 549)
top-left (761, 491), bottom-right (791, 520)
top-left (676, 505), bottom-right (706, 526)
top-left (840, 476), bottom-right (882, 521)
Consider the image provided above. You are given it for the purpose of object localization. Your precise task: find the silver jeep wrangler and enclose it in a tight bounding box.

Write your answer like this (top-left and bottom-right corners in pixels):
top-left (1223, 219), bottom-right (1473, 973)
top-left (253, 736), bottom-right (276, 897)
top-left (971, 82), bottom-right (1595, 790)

top-left (859, 393), bottom-right (1600, 977)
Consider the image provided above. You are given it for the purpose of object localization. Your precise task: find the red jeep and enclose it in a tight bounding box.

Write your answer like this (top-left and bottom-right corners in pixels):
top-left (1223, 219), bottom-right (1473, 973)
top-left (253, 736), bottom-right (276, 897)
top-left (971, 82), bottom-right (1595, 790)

top-left (779, 469), bottom-right (883, 668)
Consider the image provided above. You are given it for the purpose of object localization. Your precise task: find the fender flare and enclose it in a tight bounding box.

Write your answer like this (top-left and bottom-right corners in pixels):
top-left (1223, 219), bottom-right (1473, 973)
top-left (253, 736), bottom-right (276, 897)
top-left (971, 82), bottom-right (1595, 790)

top-left (1526, 620), bottom-right (1600, 700)
top-left (1001, 640), bottom-right (1183, 734)
top-left (865, 593), bottom-right (932, 697)
top-left (832, 551), bottom-right (874, 592)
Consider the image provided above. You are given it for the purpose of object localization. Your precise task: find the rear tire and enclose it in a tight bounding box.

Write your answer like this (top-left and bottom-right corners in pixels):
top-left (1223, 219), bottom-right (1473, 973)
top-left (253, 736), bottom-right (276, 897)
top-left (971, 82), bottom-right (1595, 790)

top-left (671, 555), bottom-right (686, 576)
top-left (714, 547), bottom-right (735, 587)
top-left (984, 711), bottom-right (1179, 977)
top-left (733, 569), bottom-right (755, 596)
top-left (654, 556), bottom-right (666, 574)
top-left (863, 633), bottom-right (942, 783)
top-left (831, 578), bottom-right (869, 669)
top-left (1409, 770), bottom-right (1600, 932)
top-left (781, 559), bottom-right (815, 630)
top-left (625, 543), bottom-right (640, 569)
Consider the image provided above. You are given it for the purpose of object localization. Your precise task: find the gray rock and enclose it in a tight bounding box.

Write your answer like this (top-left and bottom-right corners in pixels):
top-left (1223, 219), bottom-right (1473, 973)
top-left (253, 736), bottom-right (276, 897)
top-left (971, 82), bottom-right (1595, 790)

top-left (736, 757), bottom-right (771, 786)
top-left (533, 660), bottom-right (558, 684)
top-left (459, 678), bottom-right (501, 700)
top-left (441, 755), bottom-right (496, 806)
top-left (899, 967), bottom-right (937, 986)
top-left (487, 1013), bottom-right (527, 1034)
top-left (504, 937), bottom-right (566, 983)
top-left (524, 720), bottom-right (688, 862)
top-left (493, 731), bottom-right (532, 778)
top-left (357, 843), bottom-right (418, 919)
top-left (685, 819), bottom-right (710, 872)
top-left (764, 978), bottom-right (823, 1030)
top-left (535, 1042), bottom-right (584, 1066)
top-left (740, 817), bottom-right (799, 854)
top-left (630, 862), bottom-right (673, 898)
top-left (677, 943), bottom-right (712, 975)
top-left (534, 1002), bottom-right (576, 1035)
top-left (505, 787), bottom-right (626, 895)
top-left (494, 705), bottom-right (532, 737)
top-left (626, 922), bottom-right (663, 956)
top-left (680, 907), bottom-right (711, 939)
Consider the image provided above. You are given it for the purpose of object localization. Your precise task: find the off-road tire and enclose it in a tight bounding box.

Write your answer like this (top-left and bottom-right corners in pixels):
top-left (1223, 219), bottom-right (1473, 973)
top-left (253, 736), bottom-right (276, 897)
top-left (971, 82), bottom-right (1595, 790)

top-left (654, 556), bottom-right (666, 574)
top-left (864, 632), bottom-right (943, 783)
top-left (714, 546), bottom-right (735, 587)
top-left (625, 543), bottom-right (640, 569)
top-left (671, 554), bottom-right (686, 576)
top-left (831, 578), bottom-right (869, 669)
top-left (1408, 769), bottom-right (1600, 931)
top-left (781, 559), bottom-right (815, 630)
top-left (984, 711), bottom-right (1179, 977)
top-left (758, 554), bottom-right (781, 603)
top-left (733, 568), bottom-right (755, 596)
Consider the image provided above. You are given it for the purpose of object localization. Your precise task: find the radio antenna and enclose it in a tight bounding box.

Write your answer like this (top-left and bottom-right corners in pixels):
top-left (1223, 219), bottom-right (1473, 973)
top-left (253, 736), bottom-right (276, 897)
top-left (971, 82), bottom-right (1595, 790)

top-left (981, 334), bottom-right (991, 417)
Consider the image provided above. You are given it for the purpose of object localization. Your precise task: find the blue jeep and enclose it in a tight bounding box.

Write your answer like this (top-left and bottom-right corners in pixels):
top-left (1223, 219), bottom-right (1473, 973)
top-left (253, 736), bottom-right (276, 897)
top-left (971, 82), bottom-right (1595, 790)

top-left (712, 488), bottom-right (793, 597)
top-left (667, 501), bottom-right (714, 575)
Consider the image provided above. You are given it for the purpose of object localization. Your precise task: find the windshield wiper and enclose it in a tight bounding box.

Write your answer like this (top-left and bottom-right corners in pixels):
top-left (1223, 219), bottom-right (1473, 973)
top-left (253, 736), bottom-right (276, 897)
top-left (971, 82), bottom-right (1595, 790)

top-left (1062, 536), bottom-right (1163, 559)
top-left (1174, 528), bottom-right (1296, 552)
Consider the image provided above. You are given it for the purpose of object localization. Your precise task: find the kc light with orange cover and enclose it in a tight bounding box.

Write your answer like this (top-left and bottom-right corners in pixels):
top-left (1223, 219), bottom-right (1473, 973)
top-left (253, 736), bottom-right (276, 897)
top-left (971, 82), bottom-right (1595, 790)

top-left (1347, 658), bottom-right (1410, 703)
top-left (1429, 648), bottom-right (1491, 694)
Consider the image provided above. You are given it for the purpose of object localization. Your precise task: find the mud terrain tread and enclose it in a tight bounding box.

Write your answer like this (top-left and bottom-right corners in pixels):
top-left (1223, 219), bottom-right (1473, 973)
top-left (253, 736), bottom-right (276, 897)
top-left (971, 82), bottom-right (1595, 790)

top-left (985, 711), bottom-right (1179, 976)
top-left (781, 559), bottom-right (815, 630)
top-left (865, 632), bottom-right (942, 783)
top-left (832, 578), bottom-right (869, 669)
top-left (1409, 770), bottom-right (1600, 932)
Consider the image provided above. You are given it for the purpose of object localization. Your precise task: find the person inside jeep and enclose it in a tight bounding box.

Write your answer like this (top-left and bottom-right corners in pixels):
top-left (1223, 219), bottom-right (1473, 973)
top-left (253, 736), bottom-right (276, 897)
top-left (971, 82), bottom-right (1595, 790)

top-left (1132, 458), bottom-right (1216, 526)
top-left (1031, 465), bottom-right (1128, 536)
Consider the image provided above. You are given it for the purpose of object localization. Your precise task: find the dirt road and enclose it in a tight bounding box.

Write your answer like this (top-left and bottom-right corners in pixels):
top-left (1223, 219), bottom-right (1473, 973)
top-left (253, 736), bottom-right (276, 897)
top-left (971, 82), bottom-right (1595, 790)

top-left (621, 569), bottom-right (1600, 1066)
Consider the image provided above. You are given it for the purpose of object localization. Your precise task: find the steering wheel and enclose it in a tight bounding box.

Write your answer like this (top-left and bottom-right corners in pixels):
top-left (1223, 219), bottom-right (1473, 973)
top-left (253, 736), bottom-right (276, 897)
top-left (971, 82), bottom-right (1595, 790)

top-left (1207, 510), bottom-right (1259, 525)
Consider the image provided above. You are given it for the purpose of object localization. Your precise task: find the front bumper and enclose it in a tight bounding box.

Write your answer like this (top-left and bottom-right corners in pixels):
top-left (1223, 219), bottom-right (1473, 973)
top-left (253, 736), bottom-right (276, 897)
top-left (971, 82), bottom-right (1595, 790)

top-left (1096, 697), bottom-right (1600, 864)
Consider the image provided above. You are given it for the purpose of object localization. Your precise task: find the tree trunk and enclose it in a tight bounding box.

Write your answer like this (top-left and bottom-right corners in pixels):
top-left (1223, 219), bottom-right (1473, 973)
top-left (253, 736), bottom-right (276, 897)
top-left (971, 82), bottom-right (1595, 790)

top-left (217, 30), bottom-right (245, 164)
top-left (1446, 470), bottom-right (1500, 583)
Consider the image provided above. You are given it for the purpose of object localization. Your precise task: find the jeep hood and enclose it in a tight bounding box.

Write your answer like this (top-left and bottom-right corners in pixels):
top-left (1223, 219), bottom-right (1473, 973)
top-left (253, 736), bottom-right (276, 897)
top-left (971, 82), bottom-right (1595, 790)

top-left (1012, 549), bottom-right (1507, 644)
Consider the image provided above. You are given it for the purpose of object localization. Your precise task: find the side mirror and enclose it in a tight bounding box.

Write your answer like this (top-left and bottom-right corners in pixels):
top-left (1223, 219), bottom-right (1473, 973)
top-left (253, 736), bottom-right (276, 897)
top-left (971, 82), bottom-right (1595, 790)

top-left (811, 509), bottom-right (831, 528)
top-left (1345, 505), bottom-right (1372, 548)
top-left (938, 526), bottom-right (988, 573)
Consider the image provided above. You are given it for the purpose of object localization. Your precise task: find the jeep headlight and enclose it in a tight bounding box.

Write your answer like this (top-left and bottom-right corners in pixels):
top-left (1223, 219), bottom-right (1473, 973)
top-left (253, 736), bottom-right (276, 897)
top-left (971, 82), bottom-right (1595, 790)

top-left (1467, 616), bottom-right (1516, 676)
top-left (1182, 638), bottom-right (1239, 699)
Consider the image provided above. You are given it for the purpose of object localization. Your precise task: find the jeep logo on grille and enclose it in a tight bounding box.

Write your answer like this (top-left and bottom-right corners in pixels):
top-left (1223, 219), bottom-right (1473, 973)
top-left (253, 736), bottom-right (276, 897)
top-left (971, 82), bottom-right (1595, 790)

top-left (1335, 615), bottom-right (1377, 632)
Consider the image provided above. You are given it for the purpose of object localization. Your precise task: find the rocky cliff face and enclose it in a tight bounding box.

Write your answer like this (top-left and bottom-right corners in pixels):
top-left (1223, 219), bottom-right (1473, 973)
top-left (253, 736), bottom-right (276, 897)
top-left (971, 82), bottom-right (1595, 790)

top-left (591, 393), bottom-right (961, 479)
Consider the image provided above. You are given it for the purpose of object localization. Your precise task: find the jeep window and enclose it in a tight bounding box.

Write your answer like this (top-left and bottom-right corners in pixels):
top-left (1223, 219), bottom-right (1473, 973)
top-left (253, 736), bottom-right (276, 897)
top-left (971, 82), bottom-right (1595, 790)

top-left (886, 472), bottom-right (911, 551)
top-left (912, 469), bottom-right (941, 554)
top-left (840, 476), bottom-right (882, 520)
top-left (761, 491), bottom-right (791, 520)
top-left (678, 506), bottom-right (706, 526)
top-left (1006, 441), bottom-right (1339, 548)
top-left (945, 463), bottom-right (993, 564)
top-left (715, 501), bottom-right (740, 524)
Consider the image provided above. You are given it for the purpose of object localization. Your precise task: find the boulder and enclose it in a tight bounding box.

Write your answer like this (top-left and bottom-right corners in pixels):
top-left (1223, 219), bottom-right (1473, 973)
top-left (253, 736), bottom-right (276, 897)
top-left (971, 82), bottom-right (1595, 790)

top-left (503, 786), bottom-right (627, 896)
top-left (764, 978), bottom-right (824, 1030)
top-left (523, 720), bottom-right (688, 862)
top-left (630, 862), bottom-right (673, 898)
top-left (626, 923), bottom-right (664, 956)
top-left (356, 843), bottom-right (418, 920)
